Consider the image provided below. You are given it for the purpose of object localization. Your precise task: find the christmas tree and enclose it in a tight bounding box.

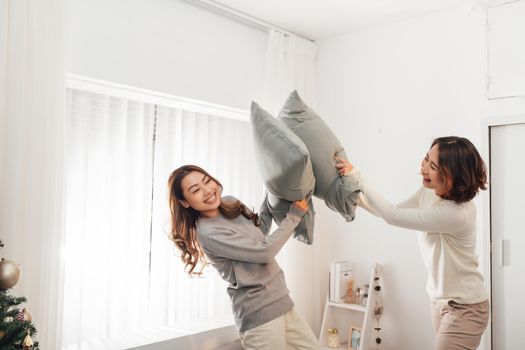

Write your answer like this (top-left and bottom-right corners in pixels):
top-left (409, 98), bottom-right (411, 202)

top-left (0, 240), bottom-right (39, 349)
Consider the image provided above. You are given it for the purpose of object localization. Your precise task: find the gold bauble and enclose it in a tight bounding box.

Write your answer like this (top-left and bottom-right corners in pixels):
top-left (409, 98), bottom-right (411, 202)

top-left (0, 258), bottom-right (21, 290)
top-left (0, 330), bottom-right (5, 340)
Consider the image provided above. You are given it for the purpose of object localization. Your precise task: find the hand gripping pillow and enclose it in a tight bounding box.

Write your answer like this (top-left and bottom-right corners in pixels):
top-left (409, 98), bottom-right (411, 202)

top-left (262, 193), bottom-right (316, 245)
top-left (250, 102), bottom-right (316, 244)
top-left (278, 90), bottom-right (360, 222)
top-left (250, 101), bottom-right (315, 200)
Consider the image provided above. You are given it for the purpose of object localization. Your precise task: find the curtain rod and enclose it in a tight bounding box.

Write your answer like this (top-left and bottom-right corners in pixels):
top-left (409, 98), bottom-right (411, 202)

top-left (177, 0), bottom-right (315, 42)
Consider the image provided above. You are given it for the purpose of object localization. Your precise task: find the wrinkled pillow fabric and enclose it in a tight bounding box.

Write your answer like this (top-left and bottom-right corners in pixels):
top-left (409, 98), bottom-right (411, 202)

top-left (324, 174), bottom-right (361, 222)
top-left (250, 102), bottom-right (316, 243)
top-left (278, 90), bottom-right (360, 221)
top-left (250, 101), bottom-right (315, 201)
top-left (262, 193), bottom-right (316, 245)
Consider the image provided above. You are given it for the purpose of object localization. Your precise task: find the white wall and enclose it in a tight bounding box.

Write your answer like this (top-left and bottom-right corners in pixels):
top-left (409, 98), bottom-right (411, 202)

top-left (67, 0), bottom-right (267, 110)
top-left (317, 4), bottom-right (525, 350)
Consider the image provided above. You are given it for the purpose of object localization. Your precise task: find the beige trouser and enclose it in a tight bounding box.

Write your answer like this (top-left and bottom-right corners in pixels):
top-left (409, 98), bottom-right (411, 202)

top-left (431, 299), bottom-right (490, 350)
top-left (240, 308), bottom-right (320, 350)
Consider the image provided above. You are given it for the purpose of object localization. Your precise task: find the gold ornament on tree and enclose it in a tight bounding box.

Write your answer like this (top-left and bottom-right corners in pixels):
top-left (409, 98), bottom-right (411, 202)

top-left (0, 240), bottom-right (39, 349)
top-left (0, 258), bottom-right (21, 290)
top-left (22, 330), bottom-right (34, 349)
top-left (16, 308), bottom-right (33, 322)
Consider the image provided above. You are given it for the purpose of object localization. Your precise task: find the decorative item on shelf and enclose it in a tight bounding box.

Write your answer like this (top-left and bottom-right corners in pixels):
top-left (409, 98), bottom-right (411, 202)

top-left (327, 328), bottom-right (341, 348)
top-left (371, 272), bottom-right (384, 349)
top-left (320, 262), bottom-right (384, 350)
top-left (354, 286), bottom-right (362, 305)
top-left (344, 277), bottom-right (355, 304)
top-left (374, 327), bottom-right (382, 347)
top-left (348, 325), bottom-right (362, 350)
top-left (361, 284), bottom-right (369, 306)
top-left (330, 261), bottom-right (354, 303)
top-left (372, 305), bottom-right (383, 321)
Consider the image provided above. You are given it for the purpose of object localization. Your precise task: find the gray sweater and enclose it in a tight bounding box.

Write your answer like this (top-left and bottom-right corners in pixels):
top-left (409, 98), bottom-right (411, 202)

top-left (196, 195), bottom-right (305, 332)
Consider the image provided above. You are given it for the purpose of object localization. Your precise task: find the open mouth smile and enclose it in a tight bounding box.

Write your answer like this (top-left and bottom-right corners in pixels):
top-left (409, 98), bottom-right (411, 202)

top-left (204, 192), bottom-right (217, 204)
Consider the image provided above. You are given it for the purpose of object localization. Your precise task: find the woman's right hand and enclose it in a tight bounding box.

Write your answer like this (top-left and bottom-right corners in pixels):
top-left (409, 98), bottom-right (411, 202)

top-left (292, 199), bottom-right (308, 212)
top-left (335, 156), bottom-right (354, 176)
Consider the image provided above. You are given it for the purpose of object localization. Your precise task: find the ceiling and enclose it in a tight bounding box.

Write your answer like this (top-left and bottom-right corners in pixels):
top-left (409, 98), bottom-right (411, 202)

top-left (210, 0), bottom-right (477, 40)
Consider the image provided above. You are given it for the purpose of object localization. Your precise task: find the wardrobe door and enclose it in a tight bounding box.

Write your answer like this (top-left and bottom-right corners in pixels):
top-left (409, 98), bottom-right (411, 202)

top-left (488, 1), bottom-right (525, 98)
top-left (490, 122), bottom-right (525, 349)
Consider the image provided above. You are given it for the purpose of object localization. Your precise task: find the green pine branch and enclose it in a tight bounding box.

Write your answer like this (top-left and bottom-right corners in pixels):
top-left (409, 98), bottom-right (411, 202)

top-left (0, 290), bottom-right (40, 349)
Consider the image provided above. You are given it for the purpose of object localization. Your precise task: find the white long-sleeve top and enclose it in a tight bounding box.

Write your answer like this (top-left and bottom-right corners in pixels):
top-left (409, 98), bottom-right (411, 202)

top-left (349, 168), bottom-right (488, 304)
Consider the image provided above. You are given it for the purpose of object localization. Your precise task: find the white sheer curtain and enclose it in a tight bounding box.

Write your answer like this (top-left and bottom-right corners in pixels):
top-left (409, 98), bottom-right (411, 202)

top-left (0, 0), bottom-right (66, 348)
top-left (62, 90), bottom-right (154, 349)
top-left (262, 29), bottom-right (323, 332)
top-left (62, 88), bottom-right (263, 349)
top-left (263, 29), bottom-right (318, 115)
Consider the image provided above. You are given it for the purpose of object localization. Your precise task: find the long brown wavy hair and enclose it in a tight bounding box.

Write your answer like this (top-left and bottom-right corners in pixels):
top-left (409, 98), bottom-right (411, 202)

top-left (168, 165), bottom-right (260, 275)
top-left (432, 136), bottom-right (487, 203)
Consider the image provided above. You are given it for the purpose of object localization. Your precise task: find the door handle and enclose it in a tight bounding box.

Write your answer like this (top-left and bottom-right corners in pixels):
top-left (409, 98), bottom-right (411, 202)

top-left (500, 239), bottom-right (510, 267)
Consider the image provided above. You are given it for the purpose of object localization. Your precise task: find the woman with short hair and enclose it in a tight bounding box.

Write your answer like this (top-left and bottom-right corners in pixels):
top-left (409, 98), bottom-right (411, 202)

top-left (336, 136), bottom-right (489, 350)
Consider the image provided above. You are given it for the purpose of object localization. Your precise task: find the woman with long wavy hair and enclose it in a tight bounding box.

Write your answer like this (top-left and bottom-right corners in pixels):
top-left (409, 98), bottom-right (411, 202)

top-left (167, 164), bottom-right (319, 350)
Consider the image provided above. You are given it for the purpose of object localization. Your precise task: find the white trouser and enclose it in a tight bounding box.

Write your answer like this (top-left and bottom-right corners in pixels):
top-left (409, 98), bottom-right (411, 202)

top-left (240, 308), bottom-right (320, 350)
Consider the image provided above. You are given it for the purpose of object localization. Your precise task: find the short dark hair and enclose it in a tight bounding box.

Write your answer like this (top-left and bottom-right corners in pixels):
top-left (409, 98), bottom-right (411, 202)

top-left (432, 136), bottom-right (487, 203)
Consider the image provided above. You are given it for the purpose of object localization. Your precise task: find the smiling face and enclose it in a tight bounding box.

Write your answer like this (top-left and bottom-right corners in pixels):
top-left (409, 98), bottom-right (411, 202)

top-left (179, 170), bottom-right (221, 218)
top-left (420, 144), bottom-right (447, 196)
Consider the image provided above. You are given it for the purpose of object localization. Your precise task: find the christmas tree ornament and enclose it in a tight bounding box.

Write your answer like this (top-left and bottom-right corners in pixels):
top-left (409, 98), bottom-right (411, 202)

top-left (22, 330), bottom-right (34, 349)
top-left (0, 242), bottom-right (40, 349)
top-left (16, 308), bottom-right (33, 322)
top-left (0, 258), bottom-right (21, 290)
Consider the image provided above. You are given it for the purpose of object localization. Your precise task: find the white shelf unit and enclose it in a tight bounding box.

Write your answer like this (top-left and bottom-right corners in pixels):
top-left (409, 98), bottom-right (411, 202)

top-left (319, 263), bottom-right (383, 350)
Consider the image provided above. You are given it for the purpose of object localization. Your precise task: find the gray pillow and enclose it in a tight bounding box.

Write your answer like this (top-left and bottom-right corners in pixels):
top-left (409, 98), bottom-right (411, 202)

top-left (250, 102), bottom-right (316, 244)
top-left (278, 90), bottom-right (360, 221)
top-left (265, 193), bottom-right (315, 244)
top-left (250, 101), bottom-right (315, 201)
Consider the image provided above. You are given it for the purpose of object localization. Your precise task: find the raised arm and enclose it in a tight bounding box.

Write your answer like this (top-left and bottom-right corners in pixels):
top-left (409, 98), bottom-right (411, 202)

top-left (199, 201), bottom-right (307, 264)
top-left (335, 157), bottom-right (466, 233)
top-left (357, 176), bottom-right (466, 233)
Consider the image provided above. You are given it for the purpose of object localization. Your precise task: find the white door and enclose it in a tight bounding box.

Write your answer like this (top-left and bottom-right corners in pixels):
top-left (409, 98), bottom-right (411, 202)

top-left (490, 123), bottom-right (525, 350)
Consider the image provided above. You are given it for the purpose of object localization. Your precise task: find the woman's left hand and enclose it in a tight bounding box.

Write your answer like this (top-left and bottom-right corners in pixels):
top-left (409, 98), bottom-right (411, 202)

top-left (334, 156), bottom-right (354, 176)
top-left (292, 199), bottom-right (308, 212)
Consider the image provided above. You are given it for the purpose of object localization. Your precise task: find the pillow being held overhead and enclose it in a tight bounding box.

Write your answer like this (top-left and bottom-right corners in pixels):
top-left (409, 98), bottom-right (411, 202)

top-left (250, 102), bottom-right (315, 200)
top-left (250, 102), bottom-right (316, 244)
top-left (278, 90), bottom-right (360, 222)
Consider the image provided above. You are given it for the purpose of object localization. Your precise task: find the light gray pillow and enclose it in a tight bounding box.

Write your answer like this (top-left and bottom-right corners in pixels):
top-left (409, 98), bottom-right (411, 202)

top-left (262, 193), bottom-right (316, 244)
top-left (250, 101), bottom-right (315, 201)
top-left (278, 90), bottom-right (360, 221)
top-left (250, 102), bottom-right (316, 244)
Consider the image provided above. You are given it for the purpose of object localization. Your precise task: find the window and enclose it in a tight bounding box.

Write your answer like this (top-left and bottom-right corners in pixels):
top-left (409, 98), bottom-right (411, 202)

top-left (62, 85), bottom-right (262, 349)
